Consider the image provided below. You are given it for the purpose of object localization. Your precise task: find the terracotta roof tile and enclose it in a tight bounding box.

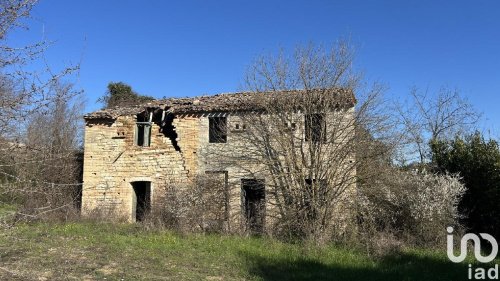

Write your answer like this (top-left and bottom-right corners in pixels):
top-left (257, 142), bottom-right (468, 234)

top-left (84, 89), bottom-right (355, 120)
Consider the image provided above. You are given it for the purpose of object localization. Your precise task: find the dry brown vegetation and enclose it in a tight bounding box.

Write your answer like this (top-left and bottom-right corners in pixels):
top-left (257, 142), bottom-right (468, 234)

top-left (143, 174), bottom-right (229, 233)
top-left (0, 0), bottom-right (82, 226)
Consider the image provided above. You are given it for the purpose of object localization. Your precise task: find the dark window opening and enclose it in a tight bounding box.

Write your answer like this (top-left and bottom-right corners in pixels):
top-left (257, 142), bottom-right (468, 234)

top-left (132, 181), bottom-right (151, 222)
top-left (135, 114), bottom-right (151, 147)
top-left (241, 179), bottom-right (265, 234)
top-left (305, 114), bottom-right (326, 142)
top-left (235, 123), bottom-right (240, 130)
top-left (162, 113), bottom-right (181, 151)
top-left (136, 114), bottom-right (147, 122)
top-left (209, 117), bottom-right (227, 143)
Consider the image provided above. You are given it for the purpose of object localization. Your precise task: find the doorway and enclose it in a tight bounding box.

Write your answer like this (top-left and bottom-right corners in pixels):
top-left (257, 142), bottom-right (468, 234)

top-left (241, 179), bottom-right (265, 234)
top-left (132, 181), bottom-right (151, 222)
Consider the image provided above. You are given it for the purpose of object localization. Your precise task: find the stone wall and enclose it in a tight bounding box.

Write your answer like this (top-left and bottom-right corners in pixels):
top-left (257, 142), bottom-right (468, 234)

top-left (82, 108), bottom-right (357, 232)
top-left (197, 109), bottom-right (357, 233)
top-left (81, 115), bottom-right (190, 221)
top-left (173, 114), bottom-right (201, 177)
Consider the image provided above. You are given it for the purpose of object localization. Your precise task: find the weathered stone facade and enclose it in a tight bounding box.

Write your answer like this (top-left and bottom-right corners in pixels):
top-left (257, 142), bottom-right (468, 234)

top-left (81, 116), bottom-right (189, 220)
top-left (82, 90), bottom-right (357, 232)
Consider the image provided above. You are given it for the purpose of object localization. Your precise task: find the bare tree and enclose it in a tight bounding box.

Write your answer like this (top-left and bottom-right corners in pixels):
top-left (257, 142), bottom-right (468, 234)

top-left (0, 0), bottom-right (79, 138)
top-left (395, 86), bottom-right (481, 164)
top-left (0, 1), bottom-right (82, 224)
top-left (0, 82), bottom-right (84, 223)
top-left (203, 42), bottom-right (390, 242)
top-left (24, 82), bottom-right (84, 182)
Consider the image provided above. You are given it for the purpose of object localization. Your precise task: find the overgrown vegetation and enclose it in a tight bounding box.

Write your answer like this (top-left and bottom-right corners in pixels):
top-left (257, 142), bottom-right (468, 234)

top-left (0, 83), bottom-right (83, 225)
top-left (98, 81), bottom-right (154, 108)
top-left (431, 132), bottom-right (500, 240)
top-left (144, 174), bottom-right (228, 233)
top-left (0, 1), bottom-right (82, 226)
top-left (357, 169), bottom-right (465, 254)
top-left (0, 222), bottom-right (479, 280)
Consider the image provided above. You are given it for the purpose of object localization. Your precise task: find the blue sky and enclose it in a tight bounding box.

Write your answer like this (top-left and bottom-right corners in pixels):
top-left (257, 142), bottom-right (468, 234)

top-left (8, 0), bottom-right (500, 133)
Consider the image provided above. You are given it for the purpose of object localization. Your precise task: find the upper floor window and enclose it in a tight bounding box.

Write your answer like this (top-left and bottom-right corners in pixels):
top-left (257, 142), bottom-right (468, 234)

top-left (135, 122), bottom-right (152, 147)
top-left (135, 114), bottom-right (152, 147)
top-left (209, 116), bottom-right (227, 143)
top-left (305, 114), bottom-right (326, 143)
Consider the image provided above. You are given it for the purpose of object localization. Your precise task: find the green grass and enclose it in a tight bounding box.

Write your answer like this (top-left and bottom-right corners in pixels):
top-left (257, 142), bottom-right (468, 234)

top-left (0, 203), bottom-right (16, 218)
top-left (0, 222), bottom-right (478, 280)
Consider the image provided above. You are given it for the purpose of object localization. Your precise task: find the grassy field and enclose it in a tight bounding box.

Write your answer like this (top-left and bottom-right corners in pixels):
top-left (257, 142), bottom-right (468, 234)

top-left (0, 222), bottom-right (474, 280)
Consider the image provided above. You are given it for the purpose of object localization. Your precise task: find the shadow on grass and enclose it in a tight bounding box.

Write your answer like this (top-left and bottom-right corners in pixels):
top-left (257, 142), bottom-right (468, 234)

top-left (240, 250), bottom-right (470, 281)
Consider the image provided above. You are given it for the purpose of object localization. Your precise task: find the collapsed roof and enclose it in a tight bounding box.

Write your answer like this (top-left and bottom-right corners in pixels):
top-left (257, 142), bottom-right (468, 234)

top-left (84, 88), bottom-right (356, 120)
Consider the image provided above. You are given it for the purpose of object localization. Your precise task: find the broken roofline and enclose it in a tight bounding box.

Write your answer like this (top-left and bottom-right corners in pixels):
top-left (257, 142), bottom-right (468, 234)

top-left (83, 88), bottom-right (356, 120)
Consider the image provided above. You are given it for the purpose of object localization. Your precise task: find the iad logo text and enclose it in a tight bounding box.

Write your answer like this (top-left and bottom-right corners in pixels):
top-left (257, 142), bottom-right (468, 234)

top-left (447, 227), bottom-right (499, 279)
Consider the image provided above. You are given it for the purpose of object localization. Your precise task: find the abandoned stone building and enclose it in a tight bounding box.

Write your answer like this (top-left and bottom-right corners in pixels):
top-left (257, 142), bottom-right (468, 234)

top-left (82, 89), bottom-right (357, 233)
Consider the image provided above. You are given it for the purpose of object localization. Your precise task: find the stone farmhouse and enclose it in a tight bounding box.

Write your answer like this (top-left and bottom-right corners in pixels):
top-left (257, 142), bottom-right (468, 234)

top-left (82, 89), bottom-right (356, 233)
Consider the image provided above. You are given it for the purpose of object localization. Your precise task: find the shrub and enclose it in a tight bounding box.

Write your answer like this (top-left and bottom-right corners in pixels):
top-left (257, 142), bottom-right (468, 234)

top-left (143, 174), bottom-right (228, 233)
top-left (358, 169), bottom-right (466, 251)
top-left (431, 133), bottom-right (500, 239)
